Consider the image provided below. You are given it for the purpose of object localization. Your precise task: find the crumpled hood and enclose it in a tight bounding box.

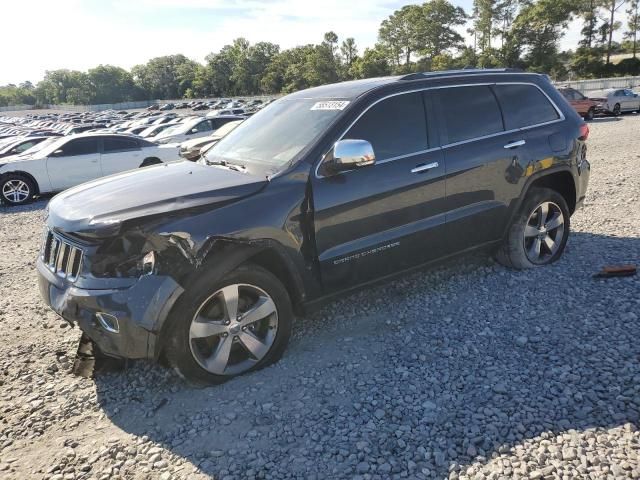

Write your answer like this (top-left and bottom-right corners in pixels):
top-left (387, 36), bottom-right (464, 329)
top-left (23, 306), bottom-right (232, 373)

top-left (47, 160), bottom-right (267, 235)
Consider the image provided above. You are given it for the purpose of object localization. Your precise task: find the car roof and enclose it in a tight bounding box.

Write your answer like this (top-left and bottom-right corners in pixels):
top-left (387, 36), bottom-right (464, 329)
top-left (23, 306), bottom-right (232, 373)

top-left (284, 68), bottom-right (530, 101)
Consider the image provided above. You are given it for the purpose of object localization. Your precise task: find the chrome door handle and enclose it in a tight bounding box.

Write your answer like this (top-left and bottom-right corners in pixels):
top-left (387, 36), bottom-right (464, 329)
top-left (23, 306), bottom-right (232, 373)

top-left (411, 162), bottom-right (439, 174)
top-left (504, 140), bottom-right (526, 149)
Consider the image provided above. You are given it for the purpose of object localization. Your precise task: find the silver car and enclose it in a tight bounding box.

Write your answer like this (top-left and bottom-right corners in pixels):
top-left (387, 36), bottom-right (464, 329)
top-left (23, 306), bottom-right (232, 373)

top-left (589, 88), bottom-right (640, 115)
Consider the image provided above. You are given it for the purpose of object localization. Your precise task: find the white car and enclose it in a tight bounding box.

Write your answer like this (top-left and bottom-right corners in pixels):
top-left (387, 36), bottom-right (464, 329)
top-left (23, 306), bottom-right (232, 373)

top-left (0, 133), bottom-right (179, 206)
top-left (154, 117), bottom-right (232, 144)
top-left (589, 88), bottom-right (640, 115)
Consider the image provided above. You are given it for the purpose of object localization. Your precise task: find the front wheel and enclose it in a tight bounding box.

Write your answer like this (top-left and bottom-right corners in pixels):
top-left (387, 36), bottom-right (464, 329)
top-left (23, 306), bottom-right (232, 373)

top-left (495, 187), bottom-right (570, 269)
top-left (613, 103), bottom-right (621, 116)
top-left (164, 264), bottom-right (293, 385)
top-left (1, 174), bottom-right (36, 206)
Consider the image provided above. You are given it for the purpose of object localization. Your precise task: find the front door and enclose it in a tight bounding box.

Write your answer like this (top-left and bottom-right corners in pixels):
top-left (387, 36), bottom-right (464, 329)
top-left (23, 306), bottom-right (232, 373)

top-left (312, 91), bottom-right (447, 292)
top-left (46, 137), bottom-right (101, 191)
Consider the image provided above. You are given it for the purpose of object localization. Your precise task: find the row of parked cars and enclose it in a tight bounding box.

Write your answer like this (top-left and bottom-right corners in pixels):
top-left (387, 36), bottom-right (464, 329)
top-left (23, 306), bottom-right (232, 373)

top-left (0, 107), bottom-right (249, 205)
top-left (558, 86), bottom-right (640, 119)
top-left (148, 98), bottom-right (271, 114)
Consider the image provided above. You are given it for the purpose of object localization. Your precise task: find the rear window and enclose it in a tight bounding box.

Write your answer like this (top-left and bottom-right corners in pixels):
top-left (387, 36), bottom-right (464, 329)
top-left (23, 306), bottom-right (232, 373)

top-left (436, 86), bottom-right (504, 144)
top-left (493, 84), bottom-right (560, 129)
top-left (344, 92), bottom-right (428, 161)
top-left (103, 137), bottom-right (139, 152)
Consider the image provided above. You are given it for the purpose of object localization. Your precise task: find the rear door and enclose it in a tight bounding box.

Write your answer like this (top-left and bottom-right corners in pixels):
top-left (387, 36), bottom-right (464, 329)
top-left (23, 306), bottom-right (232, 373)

top-left (100, 136), bottom-right (143, 176)
top-left (46, 137), bottom-right (101, 190)
top-left (312, 91), bottom-right (447, 292)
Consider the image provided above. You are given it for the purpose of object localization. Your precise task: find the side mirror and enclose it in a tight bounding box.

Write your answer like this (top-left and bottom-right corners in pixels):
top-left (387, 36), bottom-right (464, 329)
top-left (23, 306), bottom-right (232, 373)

top-left (325, 139), bottom-right (376, 173)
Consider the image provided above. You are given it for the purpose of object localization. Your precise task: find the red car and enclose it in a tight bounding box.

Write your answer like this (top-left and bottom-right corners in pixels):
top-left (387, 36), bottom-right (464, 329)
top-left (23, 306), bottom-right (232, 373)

top-left (558, 87), bottom-right (602, 120)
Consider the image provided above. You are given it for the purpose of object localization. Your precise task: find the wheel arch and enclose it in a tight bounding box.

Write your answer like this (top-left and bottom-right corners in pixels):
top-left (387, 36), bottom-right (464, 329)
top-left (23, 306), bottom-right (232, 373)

top-left (154, 238), bottom-right (305, 359)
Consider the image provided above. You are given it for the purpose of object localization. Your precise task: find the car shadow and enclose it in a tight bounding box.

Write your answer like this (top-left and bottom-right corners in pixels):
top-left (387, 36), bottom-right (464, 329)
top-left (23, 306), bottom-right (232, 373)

top-left (589, 116), bottom-right (623, 123)
top-left (0, 196), bottom-right (50, 213)
top-left (90, 230), bottom-right (638, 478)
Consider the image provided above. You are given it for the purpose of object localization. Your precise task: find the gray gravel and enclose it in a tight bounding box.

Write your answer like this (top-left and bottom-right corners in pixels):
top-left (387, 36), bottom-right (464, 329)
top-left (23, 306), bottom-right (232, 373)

top-left (1, 115), bottom-right (639, 479)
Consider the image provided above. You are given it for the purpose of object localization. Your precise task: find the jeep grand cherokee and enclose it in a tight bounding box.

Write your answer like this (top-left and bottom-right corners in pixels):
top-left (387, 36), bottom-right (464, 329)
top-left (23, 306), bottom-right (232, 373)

top-left (37, 69), bottom-right (590, 384)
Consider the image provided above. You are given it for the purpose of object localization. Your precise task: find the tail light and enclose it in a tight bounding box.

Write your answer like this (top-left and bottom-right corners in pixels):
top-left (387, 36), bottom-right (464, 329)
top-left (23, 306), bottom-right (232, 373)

top-left (579, 123), bottom-right (589, 140)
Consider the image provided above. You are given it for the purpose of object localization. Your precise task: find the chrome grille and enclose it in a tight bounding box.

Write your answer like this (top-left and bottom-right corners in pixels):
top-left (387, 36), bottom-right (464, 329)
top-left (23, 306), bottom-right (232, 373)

top-left (42, 230), bottom-right (83, 281)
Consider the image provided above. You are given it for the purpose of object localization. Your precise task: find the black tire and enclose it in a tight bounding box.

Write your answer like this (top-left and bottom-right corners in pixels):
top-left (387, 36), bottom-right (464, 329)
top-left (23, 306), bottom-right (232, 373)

top-left (164, 264), bottom-right (293, 385)
top-left (495, 187), bottom-right (570, 270)
top-left (585, 107), bottom-right (595, 121)
top-left (139, 157), bottom-right (162, 168)
top-left (613, 103), bottom-right (621, 116)
top-left (0, 174), bottom-right (36, 206)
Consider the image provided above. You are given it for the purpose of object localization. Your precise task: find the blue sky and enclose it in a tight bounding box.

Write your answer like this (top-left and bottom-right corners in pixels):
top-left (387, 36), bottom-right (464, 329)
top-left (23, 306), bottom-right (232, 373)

top-left (0, 0), bottom-right (620, 85)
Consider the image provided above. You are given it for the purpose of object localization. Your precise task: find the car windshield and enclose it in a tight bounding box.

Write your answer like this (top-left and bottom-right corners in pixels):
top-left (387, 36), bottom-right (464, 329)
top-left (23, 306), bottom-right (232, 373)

top-left (204, 97), bottom-right (346, 172)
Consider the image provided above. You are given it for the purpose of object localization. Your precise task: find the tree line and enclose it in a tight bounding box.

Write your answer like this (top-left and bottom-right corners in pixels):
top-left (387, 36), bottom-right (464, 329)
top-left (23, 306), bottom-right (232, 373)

top-left (1, 0), bottom-right (639, 107)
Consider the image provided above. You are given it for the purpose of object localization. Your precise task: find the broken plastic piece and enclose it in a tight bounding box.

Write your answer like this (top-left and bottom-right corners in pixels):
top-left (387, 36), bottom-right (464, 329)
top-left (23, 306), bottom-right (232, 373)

top-left (593, 264), bottom-right (637, 279)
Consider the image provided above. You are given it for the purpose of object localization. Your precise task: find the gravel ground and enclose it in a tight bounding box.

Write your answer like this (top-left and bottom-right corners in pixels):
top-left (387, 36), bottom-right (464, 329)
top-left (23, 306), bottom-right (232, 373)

top-left (0, 115), bottom-right (638, 480)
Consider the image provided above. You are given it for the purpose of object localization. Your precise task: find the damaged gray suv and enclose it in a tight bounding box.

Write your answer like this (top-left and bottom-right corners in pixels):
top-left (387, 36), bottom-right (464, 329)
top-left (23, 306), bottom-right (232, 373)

top-left (37, 69), bottom-right (590, 384)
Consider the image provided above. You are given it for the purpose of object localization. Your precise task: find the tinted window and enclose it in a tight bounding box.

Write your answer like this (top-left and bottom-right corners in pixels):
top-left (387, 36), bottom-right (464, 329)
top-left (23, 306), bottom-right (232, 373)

top-left (344, 92), bottom-right (428, 161)
top-left (103, 137), bottom-right (139, 152)
top-left (211, 117), bottom-right (237, 129)
top-left (192, 120), bottom-right (213, 133)
top-left (14, 141), bottom-right (37, 153)
top-left (58, 138), bottom-right (99, 156)
top-left (493, 84), bottom-right (560, 130)
top-left (436, 86), bottom-right (504, 144)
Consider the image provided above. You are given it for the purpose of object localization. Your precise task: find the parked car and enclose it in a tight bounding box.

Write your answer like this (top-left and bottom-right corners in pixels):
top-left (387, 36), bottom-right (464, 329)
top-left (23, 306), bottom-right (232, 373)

top-left (0, 133), bottom-right (179, 205)
top-left (179, 120), bottom-right (243, 161)
top-left (558, 87), bottom-right (602, 120)
top-left (192, 103), bottom-right (209, 111)
top-left (36, 69), bottom-right (590, 384)
top-left (589, 88), bottom-right (640, 115)
top-left (154, 117), bottom-right (233, 144)
top-left (159, 103), bottom-right (175, 111)
top-left (0, 136), bottom-right (51, 159)
top-left (139, 123), bottom-right (173, 138)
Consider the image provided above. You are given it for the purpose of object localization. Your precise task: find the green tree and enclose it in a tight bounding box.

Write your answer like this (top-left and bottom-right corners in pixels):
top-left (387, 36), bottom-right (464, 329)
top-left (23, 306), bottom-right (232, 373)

top-left (625, 0), bottom-right (640, 56)
top-left (603, 0), bottom-right (626, 63)
top-left (352, 45), bottom-right (392, 78)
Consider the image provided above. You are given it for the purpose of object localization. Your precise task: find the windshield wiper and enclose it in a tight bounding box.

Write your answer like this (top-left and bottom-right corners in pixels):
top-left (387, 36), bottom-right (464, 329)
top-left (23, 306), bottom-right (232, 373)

top-left (205, 159), bottom-right (246, 172)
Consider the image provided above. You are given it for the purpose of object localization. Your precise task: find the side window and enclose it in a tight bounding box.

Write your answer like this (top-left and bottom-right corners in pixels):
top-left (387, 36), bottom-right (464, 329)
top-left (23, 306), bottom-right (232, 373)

top-left (192, 121), bottom-right (213, 133)
top-left (103, 137), bottom-right (140, 153)
top-left (436, 86), bottom-right (504, 144)
top-left (493, 84), bottom-right (560, 130)
top-left (14, 141), bottom-right (37, 153)
top-left (574, 90), bottom-right (586, 100)
top-left (212, 117), bottom-right (235, 129)
top-left (343, 92), bottom-right (428, 161)
top-left (58, 138), bottom-right (99, 156)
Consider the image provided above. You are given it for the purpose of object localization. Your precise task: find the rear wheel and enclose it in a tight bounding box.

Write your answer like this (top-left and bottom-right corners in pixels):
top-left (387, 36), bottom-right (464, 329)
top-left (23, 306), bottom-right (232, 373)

top-left (1, 174), bottom-right (36, 206)
top-left (585, 107), bottom-right (595, 121)
top-left (613, 103), bottom-right (621, 116)
top-left (165, 264), bottom-right (293, 385)
top-left (495, 187), bottom-right (570, 269)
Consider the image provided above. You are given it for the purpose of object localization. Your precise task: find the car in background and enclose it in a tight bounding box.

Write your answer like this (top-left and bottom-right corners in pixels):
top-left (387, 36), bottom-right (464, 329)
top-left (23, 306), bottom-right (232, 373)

top-left (0, 136), bottom-right (51, 159)
top-left (159, 103), bottom-right (175, 111)
top-left (179, 120), bottom-right (243, 161)
top-left (589, 88), bottom-right (640, 115)
top-left (192, 103), bottom-right (209, 111)
top-left (146, 104), bottom-right (159, 111)
top-left (0, 133), bottom-right (179, 205)
top-left (154, 116), bottom-right (243, 144)
top-left (139, 123), bottom-right (173, 138)
top-left (558, 87), bottom-right (602, 120)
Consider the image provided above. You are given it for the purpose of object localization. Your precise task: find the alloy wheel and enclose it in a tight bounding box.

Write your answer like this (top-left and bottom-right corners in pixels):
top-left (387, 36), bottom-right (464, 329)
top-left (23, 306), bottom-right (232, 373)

top-left (613, 104), bottom-right (621, 116)
top-left (2, 180), bottom-right (30, 204)
top-left (188, 283), bottom-right (278, 376)
top-left (523, 201), bottom-right (565, 264)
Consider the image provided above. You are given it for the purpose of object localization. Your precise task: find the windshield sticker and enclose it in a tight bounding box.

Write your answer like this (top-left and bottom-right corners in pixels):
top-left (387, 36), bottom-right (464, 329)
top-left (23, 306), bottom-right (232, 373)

top-left (311, 101), bottom-right (350, 111)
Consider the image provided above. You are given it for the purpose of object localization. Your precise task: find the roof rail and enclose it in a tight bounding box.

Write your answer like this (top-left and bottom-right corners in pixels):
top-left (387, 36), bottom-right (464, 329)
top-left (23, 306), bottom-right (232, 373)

top-left (398, 68), bottom-right (524, 81)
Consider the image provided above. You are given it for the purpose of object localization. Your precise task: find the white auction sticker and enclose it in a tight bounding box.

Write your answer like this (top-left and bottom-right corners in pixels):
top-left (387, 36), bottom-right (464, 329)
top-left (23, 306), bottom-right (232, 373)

top-left (311, 101), bottom-right (350, 111)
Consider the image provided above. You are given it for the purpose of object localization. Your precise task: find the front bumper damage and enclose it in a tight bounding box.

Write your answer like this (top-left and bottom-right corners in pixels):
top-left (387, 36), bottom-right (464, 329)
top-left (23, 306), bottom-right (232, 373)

top-left (37, 258), bottom-right (183, 359)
